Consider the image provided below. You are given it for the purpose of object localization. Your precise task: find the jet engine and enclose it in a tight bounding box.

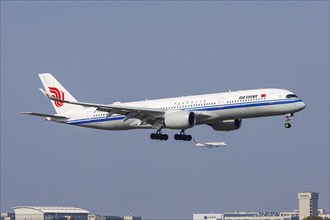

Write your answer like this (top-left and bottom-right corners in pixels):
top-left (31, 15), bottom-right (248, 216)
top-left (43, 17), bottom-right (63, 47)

top-left (164, 111), bottom-right (196, 129)
top-left (209, 119), bottom-right (242, 131)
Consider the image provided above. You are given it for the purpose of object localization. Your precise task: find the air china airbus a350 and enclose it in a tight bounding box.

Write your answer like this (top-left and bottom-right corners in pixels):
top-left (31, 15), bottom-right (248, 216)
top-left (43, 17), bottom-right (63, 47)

top-left (22, 73), bottom-right (306, 141)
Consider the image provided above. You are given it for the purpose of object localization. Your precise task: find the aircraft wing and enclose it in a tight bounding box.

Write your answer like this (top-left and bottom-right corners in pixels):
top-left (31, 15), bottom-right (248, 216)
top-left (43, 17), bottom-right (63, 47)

top-left (40, 88), bottom-right (165, 124)
top-left (47, 97), bottom-right (165, 117)
top-left (40, 88), bottom-right (213, 127)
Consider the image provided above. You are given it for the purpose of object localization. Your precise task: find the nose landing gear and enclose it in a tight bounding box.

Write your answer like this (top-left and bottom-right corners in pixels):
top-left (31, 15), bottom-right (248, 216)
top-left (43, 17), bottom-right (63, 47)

top-left (284, 123), bottom-right (291, 128)
top-left (284, 113), bottom-right (293, 128)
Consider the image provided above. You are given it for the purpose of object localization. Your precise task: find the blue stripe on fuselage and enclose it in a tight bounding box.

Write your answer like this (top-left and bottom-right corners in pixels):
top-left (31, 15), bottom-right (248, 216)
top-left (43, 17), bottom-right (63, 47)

top-left (68, 116), bottom-right (125, 125)
top-left (66, 98), bottom-right (303, 125)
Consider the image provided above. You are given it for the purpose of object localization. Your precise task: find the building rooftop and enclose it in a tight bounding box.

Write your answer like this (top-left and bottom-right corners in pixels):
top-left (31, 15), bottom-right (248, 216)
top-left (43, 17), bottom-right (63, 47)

top-left (12, 206), bottom-right (90, 214)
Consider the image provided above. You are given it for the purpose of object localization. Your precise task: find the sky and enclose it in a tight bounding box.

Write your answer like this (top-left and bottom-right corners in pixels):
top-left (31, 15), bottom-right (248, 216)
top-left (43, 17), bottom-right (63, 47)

top-left (1, 1), bottom-right (329, 219)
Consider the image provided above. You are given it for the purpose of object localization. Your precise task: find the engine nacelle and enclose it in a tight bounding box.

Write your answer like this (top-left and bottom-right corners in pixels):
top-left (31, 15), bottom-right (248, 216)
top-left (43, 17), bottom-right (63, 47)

top-left (164, 111), bottom-right (196, 129)
top-left (209, 119), bottom-right (242, 131)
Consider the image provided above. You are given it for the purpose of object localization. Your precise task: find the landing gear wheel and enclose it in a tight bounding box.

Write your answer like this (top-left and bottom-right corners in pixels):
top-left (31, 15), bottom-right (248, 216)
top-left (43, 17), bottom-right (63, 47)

top-left (284, 123), bottom-right (291, 128)
top-left (174, 131), bottom-right (192, 141)
top-left (164, 134), bottom-right (169, 140)
top-left (150, 129), bottom-right (168, 141)
top-left (284, 113), bottom-right (293, 129)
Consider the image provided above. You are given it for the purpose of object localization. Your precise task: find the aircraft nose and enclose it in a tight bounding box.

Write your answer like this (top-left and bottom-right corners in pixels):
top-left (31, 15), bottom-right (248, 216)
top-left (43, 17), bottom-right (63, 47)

top-left (296, 101), bottom-right (306, 111)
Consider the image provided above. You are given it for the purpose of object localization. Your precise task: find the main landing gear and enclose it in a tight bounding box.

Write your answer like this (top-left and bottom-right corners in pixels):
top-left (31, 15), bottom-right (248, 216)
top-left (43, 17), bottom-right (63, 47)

top-left (150, 129), bottom-right (192, 141)
top-left (150, 129), bottom-right (168, 140)
top-left (174, 130), bottom-right (192, 141)
top-left (284, 113), bottom-right (293, 128)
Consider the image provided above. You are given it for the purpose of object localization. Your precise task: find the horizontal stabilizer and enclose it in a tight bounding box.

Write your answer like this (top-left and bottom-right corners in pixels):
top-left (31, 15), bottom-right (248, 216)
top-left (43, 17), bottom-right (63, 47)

top-left (21, 112), bottom-right (68, 121)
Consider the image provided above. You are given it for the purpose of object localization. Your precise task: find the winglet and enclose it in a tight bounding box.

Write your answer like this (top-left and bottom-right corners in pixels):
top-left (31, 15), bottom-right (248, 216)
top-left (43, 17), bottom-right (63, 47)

top-left (192, 138), bottom-right (199, 144)
top-left (39, 87), bottom-right (65, 103)
top-left (39, 88), bottom-right (50, 98)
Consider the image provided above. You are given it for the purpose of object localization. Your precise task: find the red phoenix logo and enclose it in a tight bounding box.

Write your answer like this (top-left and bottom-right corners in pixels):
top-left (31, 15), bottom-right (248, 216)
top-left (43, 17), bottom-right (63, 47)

top-left (48, 87), bottom-right (65, 107)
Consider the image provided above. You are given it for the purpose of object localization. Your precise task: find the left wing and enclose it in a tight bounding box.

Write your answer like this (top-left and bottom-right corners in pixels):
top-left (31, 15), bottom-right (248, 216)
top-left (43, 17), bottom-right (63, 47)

top-left (40, 88), bottom-right (212, 128)
top-left (40, 88), bottom-right (165, 126)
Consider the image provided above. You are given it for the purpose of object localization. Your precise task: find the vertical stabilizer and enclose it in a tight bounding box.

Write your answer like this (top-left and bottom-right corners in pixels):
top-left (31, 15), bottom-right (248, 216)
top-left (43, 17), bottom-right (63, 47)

top-left (192, 138), bottom-right (199, 144)
top-left (39, 73), bottom-right (83, 114)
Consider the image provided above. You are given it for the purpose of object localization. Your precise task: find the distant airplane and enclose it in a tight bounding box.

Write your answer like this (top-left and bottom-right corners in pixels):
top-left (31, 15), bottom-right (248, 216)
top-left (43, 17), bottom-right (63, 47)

top-left (192, 138), bottom-right (227, 148)
top-left (22, 73), bottom-right (306, 141)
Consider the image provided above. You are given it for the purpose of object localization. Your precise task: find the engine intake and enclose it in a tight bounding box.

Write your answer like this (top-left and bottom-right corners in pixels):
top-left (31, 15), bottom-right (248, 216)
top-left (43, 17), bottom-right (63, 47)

top-left (209, 119), bottom-right (242, 131)
top-left (164, 111), bottom-right (196, 129)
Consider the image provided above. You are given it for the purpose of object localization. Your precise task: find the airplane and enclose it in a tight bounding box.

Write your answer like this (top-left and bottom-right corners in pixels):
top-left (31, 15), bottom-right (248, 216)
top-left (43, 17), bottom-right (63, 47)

top-left (22, 73), bottom-right (306, 141)
top-left (192, 138), bottom-right (227, 148)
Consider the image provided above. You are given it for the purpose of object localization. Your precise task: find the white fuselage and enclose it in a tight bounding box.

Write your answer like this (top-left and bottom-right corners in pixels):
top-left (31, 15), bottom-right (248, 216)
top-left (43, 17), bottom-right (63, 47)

top-left (62, 88), bottom-right (306, 131)
top-left (194, 142), bottom-right (227, 148)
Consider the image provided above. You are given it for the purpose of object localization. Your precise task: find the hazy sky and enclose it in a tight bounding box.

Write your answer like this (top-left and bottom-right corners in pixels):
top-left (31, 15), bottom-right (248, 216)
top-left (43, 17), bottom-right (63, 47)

top-left (1, 1), bottom-right (329, 219)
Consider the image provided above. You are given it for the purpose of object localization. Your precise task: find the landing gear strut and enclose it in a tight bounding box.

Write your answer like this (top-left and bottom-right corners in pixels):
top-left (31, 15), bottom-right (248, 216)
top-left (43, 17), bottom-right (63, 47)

top-left (174, 130), bottom-right (192, 141)
top-left (284, 113), bottom-right (293, 128)
top-left (150, 129), bottom-right (168, 141)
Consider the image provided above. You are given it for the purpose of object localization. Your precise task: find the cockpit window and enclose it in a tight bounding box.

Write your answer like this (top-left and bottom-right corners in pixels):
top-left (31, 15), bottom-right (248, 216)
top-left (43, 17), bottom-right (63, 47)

top-left (286, 94), bottom-right (298, 98)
